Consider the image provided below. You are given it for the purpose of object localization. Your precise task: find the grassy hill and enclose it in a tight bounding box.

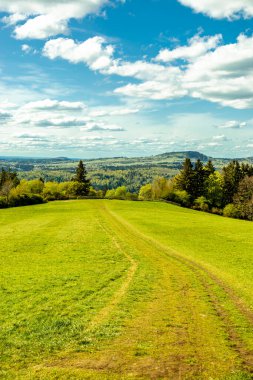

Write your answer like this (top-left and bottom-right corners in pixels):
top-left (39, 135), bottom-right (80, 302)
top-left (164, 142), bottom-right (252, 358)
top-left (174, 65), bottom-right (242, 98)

top-left (1, 151), bottom-right (253, 192)
top-left (1, 200), bottom-right (253, 379)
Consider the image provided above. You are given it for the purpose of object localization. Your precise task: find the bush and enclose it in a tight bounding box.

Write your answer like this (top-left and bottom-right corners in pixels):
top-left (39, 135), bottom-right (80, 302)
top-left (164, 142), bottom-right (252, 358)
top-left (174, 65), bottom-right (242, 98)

top-left (211, 207), bottom-right (222, 215)
top-left (114, 186), bottom-right (127, 199)
top-left (173, 190), bottom-right (191, 207)
top-left (43, 182), bottom-right (66, 201)
top-left (223, 204), bottom-right (240, 219)
top-left (9, 194), bottom-right (45, 207)
top-left (105, 189), bottom-right (116, 199)
top-left (194, 196), bottom-right (210, 211)
top-left (126, 192), bottom-right (138, 201)
top-left (139, 184), bottom-right (152, 201)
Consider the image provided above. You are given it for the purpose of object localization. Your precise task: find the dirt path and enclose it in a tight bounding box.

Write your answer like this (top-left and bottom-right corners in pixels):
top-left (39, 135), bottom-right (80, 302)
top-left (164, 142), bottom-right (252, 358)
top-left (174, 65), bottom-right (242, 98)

top-left (30, 202), bottom-right (253, 379)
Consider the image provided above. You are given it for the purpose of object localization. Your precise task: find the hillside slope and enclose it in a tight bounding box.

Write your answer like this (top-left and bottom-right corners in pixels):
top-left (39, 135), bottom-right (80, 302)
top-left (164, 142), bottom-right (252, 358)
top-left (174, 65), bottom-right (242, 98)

top-left (0, 200), bottom-right (253, 379)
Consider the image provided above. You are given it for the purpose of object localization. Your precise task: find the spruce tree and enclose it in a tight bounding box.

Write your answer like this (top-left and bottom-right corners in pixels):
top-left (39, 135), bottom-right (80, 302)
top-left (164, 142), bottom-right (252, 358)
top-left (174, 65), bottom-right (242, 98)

top-left (204, 160), bottom-right (215, 177)
top-left (222, 161), bottom-right (243, 205)
top-left (192, 159), bottom-right (205, 199)
top-left (175, 158), bottom-right (194, 197)
top-left (72, 160), bottom-right (90, 196)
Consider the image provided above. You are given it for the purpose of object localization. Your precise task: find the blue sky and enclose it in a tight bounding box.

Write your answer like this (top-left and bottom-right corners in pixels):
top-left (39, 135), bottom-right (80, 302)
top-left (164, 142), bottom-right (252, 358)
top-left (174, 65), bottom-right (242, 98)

top-left (0, 0), bottom-right (253, 158)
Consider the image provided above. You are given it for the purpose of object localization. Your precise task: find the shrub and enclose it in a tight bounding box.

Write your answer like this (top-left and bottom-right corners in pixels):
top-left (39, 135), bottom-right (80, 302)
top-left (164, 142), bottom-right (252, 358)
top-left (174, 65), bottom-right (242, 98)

top-left (9, 194), bottom-right (45, 207)
top-left (211, 207), bottom-right (222, 215)
top-left (126, 192), bottom-right (138, 201)
top-left (173, 190), bottom-right (191, 207)
top-left (105, 189), bottom-right (116, 199)
top-left (114, 186), bottom-right (127, 199)
top-left (194, 196), bottom-right (210, 211)
top-left (138, 184), bottom-right (152, 201)
top-left (223, 204), bottom-right (240, 219)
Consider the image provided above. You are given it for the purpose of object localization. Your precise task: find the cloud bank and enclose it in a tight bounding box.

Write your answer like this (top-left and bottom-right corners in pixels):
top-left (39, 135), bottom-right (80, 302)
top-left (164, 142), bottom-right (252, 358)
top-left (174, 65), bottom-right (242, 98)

top-left (178, 0), bottom-right (253, 20)
top-left (43, 33), bottom-right (253, 109)
top-left (0, 0), bottom-right (112, 39)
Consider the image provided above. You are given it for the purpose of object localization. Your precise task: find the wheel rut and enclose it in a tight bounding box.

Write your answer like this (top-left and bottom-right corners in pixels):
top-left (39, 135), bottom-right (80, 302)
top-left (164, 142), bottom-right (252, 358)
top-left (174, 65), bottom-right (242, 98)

top-left (87, 218), bottom-right (138, 332)
top-left (103, 205), bottom-right (253, 375)
top-left (30, 203), bottom-right (253, 379)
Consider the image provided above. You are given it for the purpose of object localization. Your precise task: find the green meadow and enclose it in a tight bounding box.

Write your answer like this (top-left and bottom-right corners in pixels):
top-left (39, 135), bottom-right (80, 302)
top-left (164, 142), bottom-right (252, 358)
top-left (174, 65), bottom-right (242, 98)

top-left (1, 200), bottom-right (253, 379)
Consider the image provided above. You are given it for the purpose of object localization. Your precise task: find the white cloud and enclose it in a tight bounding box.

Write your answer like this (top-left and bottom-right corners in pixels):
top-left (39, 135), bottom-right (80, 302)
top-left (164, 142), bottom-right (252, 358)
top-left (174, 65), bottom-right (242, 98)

top-left (183, 35), bottom-right (253, 109)
top-left (43, 37), bottom-right (114, 70)
top-left (114, 81), bottom-right (187, 100)
top-left (205, 142), bottom-right (222, 147)
top-left (0, 0), bottom-right (111, 39)
top-left (23, 99), bottom-right (86, 111)
top-left (15, 15), bottom-right (69, 40)
top-left (35, 117), bottom-right (89, 128)
top-left (218, 120), bottom-right (247, 129)
top-left (178, 0), bottom-right (253, 19)
top-left (155, 34), bottom-right (222, 62)
top-left (212, 135), bottom-right (228, 141)
top-left (82, 121), bottom-right (125, 132)
top-left (89, 107), bottom-right (139, 117)
top-left (43, 33), bottom-right (253, 109)
top-left (21, 44), bottom-right (32, 53)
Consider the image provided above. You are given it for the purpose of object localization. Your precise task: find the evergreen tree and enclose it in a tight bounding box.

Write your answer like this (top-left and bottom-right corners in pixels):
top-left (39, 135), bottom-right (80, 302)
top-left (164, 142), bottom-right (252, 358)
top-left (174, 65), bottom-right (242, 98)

top-left (234, 176), bottom-right (253, 220)
top-left (222, 161), bottom-right (243, 205)
top-left (175, 158), bottom-right (194, 198)
top-left (72, 160), bottom-right (90, 196)
top-left (204, 160), bottom-right (215, 177)
top-left (192, 159), bottom-right (205, 199)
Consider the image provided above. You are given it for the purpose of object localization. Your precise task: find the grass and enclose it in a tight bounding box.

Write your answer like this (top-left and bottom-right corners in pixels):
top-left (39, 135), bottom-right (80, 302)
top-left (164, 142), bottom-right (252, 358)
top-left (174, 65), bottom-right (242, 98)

top-left (0, 200), bottom-right (253, 379)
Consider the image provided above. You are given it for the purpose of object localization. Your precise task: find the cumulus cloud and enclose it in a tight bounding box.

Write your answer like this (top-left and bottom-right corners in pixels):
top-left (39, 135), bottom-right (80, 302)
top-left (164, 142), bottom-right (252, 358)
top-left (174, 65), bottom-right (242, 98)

top-left (114, 81), bottom-right (187, 100)
top-left (155, 34), bottom-right (222, 62)
top-left (35, 117), bottom-right (89, 128)
top-left (89, 107), bottom-right (139, 117)
top-left (212, 135), bottom-right (229, 141)
top-left (183, 35), bottom-right (253, 109)
top-left (42, 33), bottom-right (253, 109)
top-left (0, 0), bottom-right (111, 39)
top-left (82, 121), bottom-right (125, 132)
top-left (178, 0), bottom-right (253, 19)
top-left (218, 120), bottom-right (247, 129)
top-left (43, 37), bottom-right (114, 70)
top-left (43, 37), bottom-right (186, 100)
top-left (15, 15), bottom-right (69, 40)
top-left (22, 99), bottom-right (86, 111)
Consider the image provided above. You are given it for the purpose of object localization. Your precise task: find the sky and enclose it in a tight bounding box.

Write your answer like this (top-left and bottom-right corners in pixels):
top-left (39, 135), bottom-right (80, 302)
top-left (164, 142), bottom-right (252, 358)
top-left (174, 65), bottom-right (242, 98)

top-left (0, 0), bottom-right (253, 158)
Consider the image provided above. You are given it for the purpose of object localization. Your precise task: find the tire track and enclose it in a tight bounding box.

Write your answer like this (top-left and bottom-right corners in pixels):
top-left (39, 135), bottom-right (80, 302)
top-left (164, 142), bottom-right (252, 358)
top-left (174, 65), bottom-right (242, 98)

top-left (87, 216), bottom-right (138, 331)
top-left (103, 204), bottom-right (253, 374)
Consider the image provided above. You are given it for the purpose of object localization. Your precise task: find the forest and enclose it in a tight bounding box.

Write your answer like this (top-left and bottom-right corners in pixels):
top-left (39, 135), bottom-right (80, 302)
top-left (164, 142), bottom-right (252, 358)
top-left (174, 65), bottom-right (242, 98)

top-left (1, 156), bottom-right (253, 221)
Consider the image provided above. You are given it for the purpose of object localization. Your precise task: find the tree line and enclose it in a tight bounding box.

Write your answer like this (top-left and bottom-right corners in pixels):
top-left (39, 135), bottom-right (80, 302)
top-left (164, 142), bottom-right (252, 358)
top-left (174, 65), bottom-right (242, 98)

top-left (1, 157), bottom-right (253, 221)
top-left (0, 161), bottom-right (92, 208)
top-left (138, 158), bottom-right (253, 220)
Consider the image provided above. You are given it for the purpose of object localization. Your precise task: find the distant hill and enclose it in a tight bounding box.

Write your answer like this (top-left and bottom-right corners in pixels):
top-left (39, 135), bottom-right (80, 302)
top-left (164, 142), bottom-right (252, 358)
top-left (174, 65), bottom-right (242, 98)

top-left (1, 151), bottom-right (253, 192)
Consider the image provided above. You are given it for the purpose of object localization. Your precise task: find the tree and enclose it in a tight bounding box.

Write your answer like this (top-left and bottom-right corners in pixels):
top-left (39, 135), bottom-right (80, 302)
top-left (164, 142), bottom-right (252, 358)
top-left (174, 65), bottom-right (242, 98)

top-left (222, 161), bottom-right (243, 205)
top-left (233, 176), bottom-right (253, 220)
top-left (138, 184), bottom-right (152, 200)
top-left (0, 168), bottom-right (19, 190)
top-left (0, 168), bottom-right (20, 201)
top-left (175, 158), bottom-right (194, 197)
top-left (192, 159), bottom-right (205, 199)
top-left (204, 160), bottom-right (215, 177)
top-left (72, 160), bottom-right (90, 196)
top-left (204, 172), bottom-right (224, 208)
